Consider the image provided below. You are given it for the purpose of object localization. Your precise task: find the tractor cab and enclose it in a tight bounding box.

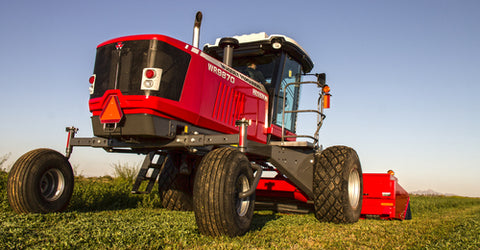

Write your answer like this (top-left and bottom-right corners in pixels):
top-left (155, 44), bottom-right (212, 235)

top-left (203, 33), bottom-right (314, 136)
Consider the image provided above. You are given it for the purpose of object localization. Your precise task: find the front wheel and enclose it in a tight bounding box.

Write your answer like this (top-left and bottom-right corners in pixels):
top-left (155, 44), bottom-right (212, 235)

top-left (7, 148), bottom-right (74, 214)
top-left (313, 146), bottom-right (363, 223)
top-left (193, 147), bottom-right (255, 237)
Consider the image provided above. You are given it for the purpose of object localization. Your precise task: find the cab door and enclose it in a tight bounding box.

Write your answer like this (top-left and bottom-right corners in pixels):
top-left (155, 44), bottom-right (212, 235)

top-left (273, 55), bottom-right (302, 133)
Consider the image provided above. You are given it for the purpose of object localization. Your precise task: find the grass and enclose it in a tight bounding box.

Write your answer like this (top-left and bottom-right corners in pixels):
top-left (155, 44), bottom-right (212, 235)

top-left (1, 169), bottom-right (479, 249)
top-left (111, 162), bottom-right (141, 183)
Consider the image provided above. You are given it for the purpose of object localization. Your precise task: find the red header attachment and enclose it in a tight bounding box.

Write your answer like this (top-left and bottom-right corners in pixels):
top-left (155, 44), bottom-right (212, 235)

top-left (100, 95), bottom-right (123, 124)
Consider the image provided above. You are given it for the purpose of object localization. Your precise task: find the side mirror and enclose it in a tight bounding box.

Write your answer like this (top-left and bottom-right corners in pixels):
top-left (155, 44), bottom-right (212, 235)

top-left (316, 73), bottom-right (326, 85)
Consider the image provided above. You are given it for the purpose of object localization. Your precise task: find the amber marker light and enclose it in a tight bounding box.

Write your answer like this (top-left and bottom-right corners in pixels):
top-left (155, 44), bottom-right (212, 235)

top-left (322, 85), bottom-right (330, 93)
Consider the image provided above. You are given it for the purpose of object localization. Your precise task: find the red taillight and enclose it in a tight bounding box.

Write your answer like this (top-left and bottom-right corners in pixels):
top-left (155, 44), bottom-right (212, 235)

top-left (89, 74), bottom-right (96, 95)
top-left (145, 69), bottom-right (155, 78)
top-left (141, 68), bottom-right (162, 91)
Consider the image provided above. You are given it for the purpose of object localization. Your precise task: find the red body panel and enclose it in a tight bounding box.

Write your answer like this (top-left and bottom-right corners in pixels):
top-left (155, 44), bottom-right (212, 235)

top-left (89, 35), bottom-right (270, 144)
top-left (256, 172), bottom-right (310, 203)
top-left (361, 173), bottom-right (410, 220)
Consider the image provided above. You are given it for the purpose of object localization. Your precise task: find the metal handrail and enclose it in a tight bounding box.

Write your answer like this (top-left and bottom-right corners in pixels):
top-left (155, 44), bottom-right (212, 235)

top-left (280, 78), bottom-right (328, 148)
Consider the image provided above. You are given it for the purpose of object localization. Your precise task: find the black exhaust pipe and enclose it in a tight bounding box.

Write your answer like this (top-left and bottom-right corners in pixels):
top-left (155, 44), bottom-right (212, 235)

top-left (219, 37), bottom-right (239, 66)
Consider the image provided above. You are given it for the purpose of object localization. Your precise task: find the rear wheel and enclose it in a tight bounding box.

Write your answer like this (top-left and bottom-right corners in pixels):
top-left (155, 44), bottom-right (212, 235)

top-left (7, 148), bottom-right (74, 213)
top-left (313, 146), bottom-right (363, 223)
top-left (158, 154), bottom-right (193, 211)
top-left (193, 147), bottom-right (255, 237)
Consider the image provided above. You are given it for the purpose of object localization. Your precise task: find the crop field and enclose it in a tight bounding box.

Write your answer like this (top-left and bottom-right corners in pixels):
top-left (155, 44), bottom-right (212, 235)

top-left (1, 168), bottom-right (479, 249)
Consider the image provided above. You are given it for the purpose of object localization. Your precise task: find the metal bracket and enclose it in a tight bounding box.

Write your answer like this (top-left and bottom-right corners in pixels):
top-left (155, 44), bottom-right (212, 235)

top-left (103, 123), bottom-right (118, 133)
top-left (65, 126), bottom-right (79, 159)
top-left (238, 163), bottom-right (263, 198)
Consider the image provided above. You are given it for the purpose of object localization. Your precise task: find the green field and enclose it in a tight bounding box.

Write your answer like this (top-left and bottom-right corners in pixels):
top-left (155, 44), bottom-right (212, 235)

top-left (1, 169), bottom-right (479, 249)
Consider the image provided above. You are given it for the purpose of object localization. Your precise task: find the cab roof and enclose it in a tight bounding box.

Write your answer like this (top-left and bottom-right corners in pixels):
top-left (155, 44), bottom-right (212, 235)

top-left (203, 32), bottom-right (314, 73)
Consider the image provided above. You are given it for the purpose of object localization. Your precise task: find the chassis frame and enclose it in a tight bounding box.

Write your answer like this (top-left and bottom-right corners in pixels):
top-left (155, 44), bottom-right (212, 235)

top-left (66, 124), bottom-right (317, 200)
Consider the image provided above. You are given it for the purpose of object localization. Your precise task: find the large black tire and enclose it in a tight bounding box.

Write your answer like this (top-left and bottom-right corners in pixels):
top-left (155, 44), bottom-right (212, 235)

top-left (158, 154), bottom-right (193, 211)
top-left (193, 147), bottom-right (255, 237)
top-left (7, 148), bottom-right (74, 214)
top-left (313, 146), bottom-right (363, 223)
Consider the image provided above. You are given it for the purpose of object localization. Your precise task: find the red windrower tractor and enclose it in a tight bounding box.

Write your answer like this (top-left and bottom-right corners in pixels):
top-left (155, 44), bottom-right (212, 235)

top-left (7, 12), bottom-right (410, 237)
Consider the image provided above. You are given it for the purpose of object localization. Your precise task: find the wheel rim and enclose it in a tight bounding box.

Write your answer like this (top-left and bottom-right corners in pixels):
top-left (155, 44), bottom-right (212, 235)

top-left (236, 174), bottom-right (250, 217)
top-left (348, 169), bottom-right (361, 209)
top-left (40, 168), bottom-right (65, 201)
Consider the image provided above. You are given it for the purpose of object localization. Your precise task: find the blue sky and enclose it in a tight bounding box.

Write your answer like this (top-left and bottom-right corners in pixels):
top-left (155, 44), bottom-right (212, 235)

top-left (1, 0), bottom-right (479, 197)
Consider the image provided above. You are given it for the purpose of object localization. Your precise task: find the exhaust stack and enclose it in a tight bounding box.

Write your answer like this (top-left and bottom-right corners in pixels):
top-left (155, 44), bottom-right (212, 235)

top-left (192, 11), bottom-right (203, 48)
top-left (219, 37), bottom-right (239, 66)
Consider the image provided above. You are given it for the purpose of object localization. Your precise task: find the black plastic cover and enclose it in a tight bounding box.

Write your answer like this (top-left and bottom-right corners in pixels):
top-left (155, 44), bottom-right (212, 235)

top-left (91, 40), bottom-right (191, 101)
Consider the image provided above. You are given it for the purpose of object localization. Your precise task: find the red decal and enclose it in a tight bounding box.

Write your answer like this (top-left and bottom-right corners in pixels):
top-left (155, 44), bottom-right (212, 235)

top-left (115, 42), bottom-right (124, 50)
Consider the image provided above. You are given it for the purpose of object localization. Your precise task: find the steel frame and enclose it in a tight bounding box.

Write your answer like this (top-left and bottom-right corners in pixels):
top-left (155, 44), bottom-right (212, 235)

top-left (65, 123), bottom-right (317, 199)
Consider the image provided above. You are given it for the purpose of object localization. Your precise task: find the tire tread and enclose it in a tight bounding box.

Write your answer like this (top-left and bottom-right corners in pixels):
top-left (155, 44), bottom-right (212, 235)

top-left (313, 146), bottom-right (362, 223)
top-left (193, 147), bottom-right (254, 236)
top-left (7, 148), bottom-right (74, 214)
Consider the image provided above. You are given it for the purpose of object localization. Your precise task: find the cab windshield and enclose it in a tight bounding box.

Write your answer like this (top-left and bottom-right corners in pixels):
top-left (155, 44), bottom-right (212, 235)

top-left (232, 54), bottom-right (279, 88)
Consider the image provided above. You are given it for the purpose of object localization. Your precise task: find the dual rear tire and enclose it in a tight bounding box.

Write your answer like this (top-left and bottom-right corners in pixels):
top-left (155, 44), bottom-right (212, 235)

top-left (157, 154), bottom-right (193, 211)
top-left (158, 147), bottom-right (256, 237)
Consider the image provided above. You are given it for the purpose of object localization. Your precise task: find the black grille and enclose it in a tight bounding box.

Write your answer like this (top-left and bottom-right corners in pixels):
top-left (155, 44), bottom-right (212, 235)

top-left (91, 39), bottom-right (191, 101)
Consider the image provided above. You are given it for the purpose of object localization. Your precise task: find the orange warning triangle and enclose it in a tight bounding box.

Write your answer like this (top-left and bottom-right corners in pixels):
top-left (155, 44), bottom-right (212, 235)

top-left (100, 95), bottom-right (123, 123)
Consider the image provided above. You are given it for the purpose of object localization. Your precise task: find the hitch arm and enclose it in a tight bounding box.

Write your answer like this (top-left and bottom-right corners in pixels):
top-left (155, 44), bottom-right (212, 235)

top-left (65, 126), bottom-right (78, 159)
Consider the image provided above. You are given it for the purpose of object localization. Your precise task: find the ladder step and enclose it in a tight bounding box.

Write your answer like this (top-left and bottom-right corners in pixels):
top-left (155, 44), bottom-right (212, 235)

top-left (150, 163), bottom-right (163, 169)
top-left (131, 152), bottom-right (165, 194)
